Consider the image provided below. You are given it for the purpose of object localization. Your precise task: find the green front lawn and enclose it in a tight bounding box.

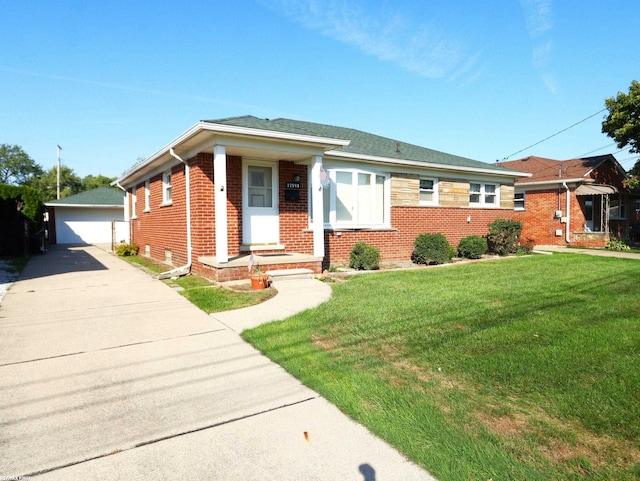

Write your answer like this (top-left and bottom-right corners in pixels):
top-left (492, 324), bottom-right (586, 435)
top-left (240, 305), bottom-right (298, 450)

top-left (242, 254), bottom-right (640, 480)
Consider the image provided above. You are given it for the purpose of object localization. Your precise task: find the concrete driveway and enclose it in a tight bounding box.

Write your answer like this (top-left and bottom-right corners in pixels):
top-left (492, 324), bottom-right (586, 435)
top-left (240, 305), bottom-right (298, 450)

top-left (0, 245), bottom-right (435, 480)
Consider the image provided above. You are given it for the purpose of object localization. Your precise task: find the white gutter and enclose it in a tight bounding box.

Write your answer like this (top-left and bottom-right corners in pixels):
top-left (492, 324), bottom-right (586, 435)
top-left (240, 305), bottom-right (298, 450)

top-left (157, 149), bottom-right (192, 279)
top-left (563, 182), bottom-right (571, 243)
top-left (517, 177), bottom-right (588, 187)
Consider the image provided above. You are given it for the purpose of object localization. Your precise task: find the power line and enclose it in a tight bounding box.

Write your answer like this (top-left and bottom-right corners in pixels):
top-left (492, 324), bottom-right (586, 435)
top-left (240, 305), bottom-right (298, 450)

top-left (577, 142), bottom-right (615, 157)
top-left (502, 108), bottom-right (607, 161)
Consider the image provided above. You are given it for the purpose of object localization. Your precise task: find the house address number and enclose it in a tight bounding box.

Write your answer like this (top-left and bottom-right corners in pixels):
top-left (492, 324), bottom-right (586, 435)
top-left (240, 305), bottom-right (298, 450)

top-left (286, 182), bottom-right (300, 189)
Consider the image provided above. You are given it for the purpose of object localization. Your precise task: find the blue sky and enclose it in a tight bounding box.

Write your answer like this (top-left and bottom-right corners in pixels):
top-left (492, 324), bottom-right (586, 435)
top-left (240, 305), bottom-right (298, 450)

top-left (1, 0), bottom-right (639, 179)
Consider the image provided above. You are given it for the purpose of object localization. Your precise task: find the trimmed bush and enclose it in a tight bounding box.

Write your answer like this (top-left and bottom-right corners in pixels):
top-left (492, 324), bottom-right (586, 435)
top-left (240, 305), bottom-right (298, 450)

top-left (349, 242), bottom-right (380, 270)
top-left (457, 235), bottom-right (487, 259)
top-left (487, 218), bottom-right (523, 256)
top-left (115, 242), bottom-right (139, 256)
top-left (412, 233), bottom-right (453, 265)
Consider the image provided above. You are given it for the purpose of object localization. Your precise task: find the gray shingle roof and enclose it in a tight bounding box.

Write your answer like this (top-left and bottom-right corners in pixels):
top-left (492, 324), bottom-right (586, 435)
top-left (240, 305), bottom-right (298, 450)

top-left (45, 187), bottom-right (124, 206)
top-left (205, 115), bottom-right (513, 173)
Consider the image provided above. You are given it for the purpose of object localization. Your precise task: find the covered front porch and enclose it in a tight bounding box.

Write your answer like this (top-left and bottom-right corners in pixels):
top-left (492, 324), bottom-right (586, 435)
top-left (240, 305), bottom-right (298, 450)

top-left (573, 183), bottom-right (617, 247)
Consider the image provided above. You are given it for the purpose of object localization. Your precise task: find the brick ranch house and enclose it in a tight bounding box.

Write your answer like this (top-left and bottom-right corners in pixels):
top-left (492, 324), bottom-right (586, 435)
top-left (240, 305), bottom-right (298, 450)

top-left (115, 116), bottom-right (528, 282)
top-left (498, 154), bottom-right (640, 247)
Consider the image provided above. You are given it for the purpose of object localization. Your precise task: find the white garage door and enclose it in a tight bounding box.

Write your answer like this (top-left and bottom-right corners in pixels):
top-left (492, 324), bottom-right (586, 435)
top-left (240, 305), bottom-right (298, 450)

top-left (55, 207), bottom-right (126, 244)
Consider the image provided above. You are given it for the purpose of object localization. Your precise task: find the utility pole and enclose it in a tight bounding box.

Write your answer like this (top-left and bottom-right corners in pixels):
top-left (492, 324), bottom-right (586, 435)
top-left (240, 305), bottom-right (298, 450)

top-left (56, 145), bottom-right (62, 199)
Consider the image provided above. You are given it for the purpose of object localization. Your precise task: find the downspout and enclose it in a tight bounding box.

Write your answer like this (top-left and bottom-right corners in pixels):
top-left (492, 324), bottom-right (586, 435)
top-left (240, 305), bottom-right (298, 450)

top-left (114, 182), bottom-right (131, 247)
top-left (563, 182), bottom-right (571, 244)
top-left (157, 148), bottom-right (192, 279)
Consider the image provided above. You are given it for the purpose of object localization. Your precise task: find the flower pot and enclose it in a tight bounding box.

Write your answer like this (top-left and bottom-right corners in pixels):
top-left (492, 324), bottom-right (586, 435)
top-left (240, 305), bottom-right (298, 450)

top-left (250, 274), bottom-right (268, 290)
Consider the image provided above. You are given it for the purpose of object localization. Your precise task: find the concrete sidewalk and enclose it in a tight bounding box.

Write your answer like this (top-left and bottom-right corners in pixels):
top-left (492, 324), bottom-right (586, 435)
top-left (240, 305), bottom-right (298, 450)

top-left (0, 245), bottom-right (436, 480)
top-left (535, 244), bottom-right (640, 259)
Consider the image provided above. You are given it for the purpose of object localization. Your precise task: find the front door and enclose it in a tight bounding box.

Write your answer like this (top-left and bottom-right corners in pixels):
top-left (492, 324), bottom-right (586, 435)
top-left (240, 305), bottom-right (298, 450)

top-left (242, 160), bottom-right (279, 245)
top-left (585, 198), bottom-right (594, 231)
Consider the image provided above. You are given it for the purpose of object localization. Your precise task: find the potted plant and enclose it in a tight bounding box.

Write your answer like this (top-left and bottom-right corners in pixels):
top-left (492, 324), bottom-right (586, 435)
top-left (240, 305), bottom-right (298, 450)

top-left (249, 262), bottom-right (269, 290)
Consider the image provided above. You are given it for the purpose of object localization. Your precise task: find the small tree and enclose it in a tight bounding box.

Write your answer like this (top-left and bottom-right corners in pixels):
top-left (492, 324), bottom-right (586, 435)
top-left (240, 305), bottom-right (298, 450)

top-left (487, 219), bottom-right (523, 255)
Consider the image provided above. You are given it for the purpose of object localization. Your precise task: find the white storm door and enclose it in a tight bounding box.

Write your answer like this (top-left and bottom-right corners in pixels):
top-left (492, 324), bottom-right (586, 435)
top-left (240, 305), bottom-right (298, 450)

top-left (243, 161), bottom-right (279, 245)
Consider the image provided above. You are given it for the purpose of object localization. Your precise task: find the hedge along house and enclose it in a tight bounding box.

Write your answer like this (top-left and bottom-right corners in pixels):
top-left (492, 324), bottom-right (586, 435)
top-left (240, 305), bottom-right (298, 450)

top-left (115, 116), bottom-right (528, 282)
top-left (498, 154), bottom-right (639, 247)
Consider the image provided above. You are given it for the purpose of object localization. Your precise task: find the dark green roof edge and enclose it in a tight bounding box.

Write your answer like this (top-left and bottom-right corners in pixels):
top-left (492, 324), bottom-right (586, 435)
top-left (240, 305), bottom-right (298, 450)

top-left (45, 187), bottom-right (124, 206)
top-left (204, 115), bottom-right (515, 174)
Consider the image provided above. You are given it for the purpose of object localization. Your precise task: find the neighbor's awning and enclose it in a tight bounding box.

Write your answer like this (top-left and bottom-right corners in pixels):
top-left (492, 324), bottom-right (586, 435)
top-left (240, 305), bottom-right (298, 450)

top-left (575, 184), bottom-right (618, 196)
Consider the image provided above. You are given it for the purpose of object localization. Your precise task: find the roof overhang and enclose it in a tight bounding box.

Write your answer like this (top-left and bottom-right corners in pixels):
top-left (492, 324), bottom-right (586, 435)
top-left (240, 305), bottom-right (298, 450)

top-left (116, 122), bottom-right (351, 187)
top-left (326, 151), bottom-right (531, 179)
top-left (515, 177), bottom-right (588, 188)
top-left (44, 203), bottom-right (123, 208)
top-left (575, 184), bottom-right (618, 196)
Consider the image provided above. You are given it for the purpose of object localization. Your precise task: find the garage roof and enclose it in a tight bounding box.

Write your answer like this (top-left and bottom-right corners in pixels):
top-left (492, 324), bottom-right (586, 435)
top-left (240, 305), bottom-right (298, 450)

top-left (45, 187), bottom-right (124, 208)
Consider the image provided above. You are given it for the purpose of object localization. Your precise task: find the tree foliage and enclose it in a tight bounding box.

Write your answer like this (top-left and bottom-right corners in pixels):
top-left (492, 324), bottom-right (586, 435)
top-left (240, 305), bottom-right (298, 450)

top-left (27, 165), bottom-right (83, 202)
top-left (83, 174), bottom-right (116, 191)
top-left (0, 144), bottom-right (43, 185)
top-left (602, 80), bottom-right (640, 188)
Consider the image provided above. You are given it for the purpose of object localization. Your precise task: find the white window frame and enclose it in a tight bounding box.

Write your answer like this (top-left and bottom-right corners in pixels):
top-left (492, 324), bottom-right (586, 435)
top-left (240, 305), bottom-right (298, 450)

top-left (312, 168), bottom-right (390, 229)
top-left (514, 192), bottom-right (525, 210)
top-left (419, 177), bottom-right (439, 206)
top-left (144, 180), bottom-right (150, 212)
top-left (162, 170), bottom-right (172, 205)
top-left (470, 182), bottom-right (499, 207)
top-left (130, 187), bottom-right (137, 219)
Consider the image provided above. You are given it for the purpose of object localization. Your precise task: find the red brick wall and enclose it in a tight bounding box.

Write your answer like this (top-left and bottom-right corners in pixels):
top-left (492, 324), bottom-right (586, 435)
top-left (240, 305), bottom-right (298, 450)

top-left (279, 161), bottom-right (314, 254)
top-left (515, 188), bottom-right (566, 245)
top-left (325, 206), bottom-right (514, 265)
top-left (129, 164), bottom-right (188, 266)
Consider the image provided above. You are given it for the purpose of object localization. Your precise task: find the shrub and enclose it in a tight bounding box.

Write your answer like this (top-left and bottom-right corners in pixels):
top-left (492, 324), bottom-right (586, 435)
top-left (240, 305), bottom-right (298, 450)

top-left (412, 233), bottom-right (453, 265)
top-left (457, 235), bottom-right (487, 259)
top-left (487, 218), bottom-right (523, 256)
top-left (517, 238), bottom-right (535, 255)
top-left (606, 239), bottom-right (631, 251)
top-left (349, 242), bottom-right (380, 270)
top-left (115, 242), bottom-right (139, 256)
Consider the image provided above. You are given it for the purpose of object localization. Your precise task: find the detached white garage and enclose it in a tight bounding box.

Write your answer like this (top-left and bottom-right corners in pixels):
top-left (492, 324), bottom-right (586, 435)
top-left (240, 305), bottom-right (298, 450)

top-left (45, 188), bottom-right (129, 245)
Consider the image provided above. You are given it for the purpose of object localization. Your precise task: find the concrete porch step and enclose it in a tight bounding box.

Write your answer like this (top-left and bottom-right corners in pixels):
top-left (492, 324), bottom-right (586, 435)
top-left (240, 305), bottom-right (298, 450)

top-left (266, 268), bottom-right (314, 281)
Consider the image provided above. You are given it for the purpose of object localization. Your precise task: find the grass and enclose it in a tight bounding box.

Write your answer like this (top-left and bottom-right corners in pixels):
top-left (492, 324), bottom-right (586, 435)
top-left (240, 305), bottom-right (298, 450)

top-left (242, 254), bottom-right (640, 480)
top-left (119, 254), bottom-right (276, 313)
top-left (0, 255), bottom-right (28, 274)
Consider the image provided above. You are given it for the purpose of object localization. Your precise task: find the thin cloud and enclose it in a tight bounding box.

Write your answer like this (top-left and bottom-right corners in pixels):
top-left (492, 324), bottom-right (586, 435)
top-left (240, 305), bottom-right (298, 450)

top-left (519, 0), bottom-right (556, 94)
top-left (520, 0), bottom-right (553, 37)
top-left (532, 40), bottom-right (553, 68)
top-left (0, 65), bottom-right (269, 112)
top-left (261, 0), bottom-right (481, 81)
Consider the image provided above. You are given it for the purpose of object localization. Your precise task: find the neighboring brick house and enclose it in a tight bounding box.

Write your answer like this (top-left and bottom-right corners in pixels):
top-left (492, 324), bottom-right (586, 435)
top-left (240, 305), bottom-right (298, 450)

top-left (498, 154), bottom-right (639, 247)
top-left (115, 116), bottom-right (527, 281)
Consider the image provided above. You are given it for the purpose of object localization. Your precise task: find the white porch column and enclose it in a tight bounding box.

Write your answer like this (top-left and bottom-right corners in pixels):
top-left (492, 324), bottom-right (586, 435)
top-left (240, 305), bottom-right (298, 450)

top-left (311, 155), bottom-right (325, 258)
top-left (214, 145), bottom-right (228, 263)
